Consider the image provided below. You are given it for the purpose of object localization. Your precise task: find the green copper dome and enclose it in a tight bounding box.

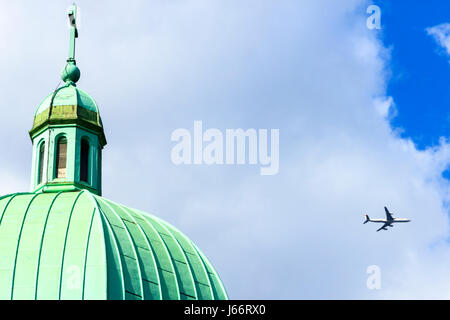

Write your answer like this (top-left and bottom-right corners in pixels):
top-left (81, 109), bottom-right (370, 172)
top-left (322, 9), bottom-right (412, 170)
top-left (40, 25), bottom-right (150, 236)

top-left (0, 190), bottom-right (228, 300)
top-left (30, 83), bottom-right (106, 147)
top-left (35, 84), bottom-right (99, 116)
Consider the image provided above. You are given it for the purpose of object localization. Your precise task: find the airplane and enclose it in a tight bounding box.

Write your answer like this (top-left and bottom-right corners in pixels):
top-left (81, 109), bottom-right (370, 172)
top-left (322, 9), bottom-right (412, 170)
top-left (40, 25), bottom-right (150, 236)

top-left (364, 207), bottom-right (411, 232)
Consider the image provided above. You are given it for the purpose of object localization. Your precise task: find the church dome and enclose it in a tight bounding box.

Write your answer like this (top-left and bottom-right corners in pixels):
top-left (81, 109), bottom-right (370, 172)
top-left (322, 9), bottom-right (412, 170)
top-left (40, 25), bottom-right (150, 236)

top-left (30, 83), bottom-right (106, 147)
top-left (35, 84), bottom-right (99, 116)
top-left (0, 190), bottom-right (228, 300)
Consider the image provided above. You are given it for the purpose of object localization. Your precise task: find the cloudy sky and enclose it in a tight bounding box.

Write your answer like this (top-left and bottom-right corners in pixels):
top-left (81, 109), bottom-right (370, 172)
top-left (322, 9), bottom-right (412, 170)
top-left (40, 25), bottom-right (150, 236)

top-left (0, 0), bottom-right (449, 299)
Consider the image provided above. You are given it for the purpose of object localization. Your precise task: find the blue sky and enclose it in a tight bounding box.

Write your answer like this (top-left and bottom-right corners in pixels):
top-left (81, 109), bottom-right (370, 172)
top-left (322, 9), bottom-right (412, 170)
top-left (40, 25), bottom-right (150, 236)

top-left (0, 1), bottom-right (450, 299)
top-left (379, 1), bottom-right (450, 151)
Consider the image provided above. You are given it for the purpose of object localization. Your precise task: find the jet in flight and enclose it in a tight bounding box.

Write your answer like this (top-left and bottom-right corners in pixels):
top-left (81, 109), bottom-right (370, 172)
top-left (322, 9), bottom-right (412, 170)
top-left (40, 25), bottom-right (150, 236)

top-left (364, 207), bottom-right (410, 232)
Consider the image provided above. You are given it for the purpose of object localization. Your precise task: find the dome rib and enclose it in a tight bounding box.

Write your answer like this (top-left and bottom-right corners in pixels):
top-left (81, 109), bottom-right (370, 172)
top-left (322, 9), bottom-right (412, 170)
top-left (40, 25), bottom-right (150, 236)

top-left (148, 216), bottom-right (198, 300)
top-left (193, 244), bottom-right (228, 300)
top-left (95, 197), bottom-right (145, 299)
top-left (60, 198), bottom-right (100, 299)
top-left (10, 193), bottom-right (40, 299)
top-left (80, 206), bottom-right (96, 299)
top-left (125, 207), bottom-right (181, 300)
top-left (34, 192), bottom-right (64, 299)
top-left (155, 218), bottom-right (215, 299)
top-left (98, 208), bottom-right (126, 299)
top-left (0, 193), bottom-right (36, 299)
top-left (88, 194), bottom-right (126, 300)
top-left (143, 215), bottom-right (197, 299)
top-left (56, 191), bottom-right (84, 299)
top-left (81, 202), bottom-right (108, 300)
top-left (192, 245), bottom-right (217, 299)
top-left (113, 205), bottom-right (163, 299)
top-left (0, 193), bottom-right (20, 224)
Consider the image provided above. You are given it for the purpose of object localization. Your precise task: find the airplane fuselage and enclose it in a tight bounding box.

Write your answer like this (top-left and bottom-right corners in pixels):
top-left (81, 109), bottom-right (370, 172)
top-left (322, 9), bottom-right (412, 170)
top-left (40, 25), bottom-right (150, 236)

top-left (364, 207), bottom-right (411, 231)
top-left (368, 218), bottom-right (410, 223)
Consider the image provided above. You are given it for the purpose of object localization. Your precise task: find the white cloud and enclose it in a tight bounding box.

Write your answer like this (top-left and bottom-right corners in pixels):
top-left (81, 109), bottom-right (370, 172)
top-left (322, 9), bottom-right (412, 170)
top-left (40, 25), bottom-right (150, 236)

top-left (427, 23), bottom-right (450, 58)
top-left (374, 96), bottom-right (396, 118)
top-left (0, 0), bottom-right (449, 299)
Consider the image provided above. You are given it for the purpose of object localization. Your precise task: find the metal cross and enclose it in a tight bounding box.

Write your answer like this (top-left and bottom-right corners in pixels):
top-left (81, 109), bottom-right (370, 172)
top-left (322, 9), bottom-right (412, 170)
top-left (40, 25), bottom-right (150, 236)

top-left (68, 4), bottom-right (78, 61)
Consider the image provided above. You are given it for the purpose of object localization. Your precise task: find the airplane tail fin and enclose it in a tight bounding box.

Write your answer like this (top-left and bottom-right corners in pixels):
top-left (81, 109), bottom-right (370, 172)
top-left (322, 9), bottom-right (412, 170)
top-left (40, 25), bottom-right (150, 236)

top-left (363, 214), bottom-right (370, 224)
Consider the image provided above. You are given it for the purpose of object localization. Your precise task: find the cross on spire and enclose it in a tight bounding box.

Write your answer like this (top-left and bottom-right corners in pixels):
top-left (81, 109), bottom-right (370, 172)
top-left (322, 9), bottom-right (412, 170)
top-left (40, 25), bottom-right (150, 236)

top-left (68, 4), bottom-right (78, 62)
top-left (61, 4), bottom-right (81, 84)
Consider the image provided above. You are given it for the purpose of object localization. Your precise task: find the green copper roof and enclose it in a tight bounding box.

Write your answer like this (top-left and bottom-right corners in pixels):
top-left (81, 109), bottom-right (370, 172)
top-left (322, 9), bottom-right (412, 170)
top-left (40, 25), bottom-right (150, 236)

top-left (35, 84), bottom-right (99, 116)
top-left (30, 83), bottom-right (106, 146)
top-left (0, 190), bottom-right (228, 300)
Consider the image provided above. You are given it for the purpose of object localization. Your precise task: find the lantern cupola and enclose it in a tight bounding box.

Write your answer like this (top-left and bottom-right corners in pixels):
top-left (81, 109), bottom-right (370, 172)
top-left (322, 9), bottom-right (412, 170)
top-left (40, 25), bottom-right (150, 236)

top-left (29, 4), bottom-right (106, 195)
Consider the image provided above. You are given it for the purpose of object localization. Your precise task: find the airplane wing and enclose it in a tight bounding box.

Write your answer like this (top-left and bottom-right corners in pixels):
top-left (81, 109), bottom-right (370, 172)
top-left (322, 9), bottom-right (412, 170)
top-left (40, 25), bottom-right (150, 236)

top-left (376, 222), bottom-right (390, 232)
top-left (384, 207), bottom-right (394, 221)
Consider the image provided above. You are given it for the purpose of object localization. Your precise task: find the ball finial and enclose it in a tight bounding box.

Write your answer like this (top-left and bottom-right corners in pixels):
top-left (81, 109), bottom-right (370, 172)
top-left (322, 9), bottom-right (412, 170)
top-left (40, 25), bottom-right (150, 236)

top-left (61, 61), bottom-right (81, 84)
